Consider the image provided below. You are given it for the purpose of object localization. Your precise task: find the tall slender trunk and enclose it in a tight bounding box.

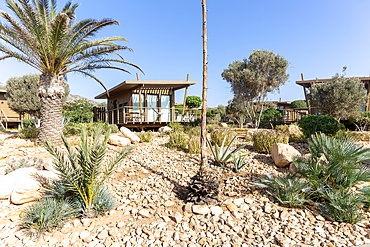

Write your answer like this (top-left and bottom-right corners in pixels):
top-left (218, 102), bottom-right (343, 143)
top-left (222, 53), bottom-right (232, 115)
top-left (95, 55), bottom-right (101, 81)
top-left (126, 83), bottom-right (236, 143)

top-left (37, 74), bottom-right (65, 145)
top-left (200, 0), bottom-right (208, 172)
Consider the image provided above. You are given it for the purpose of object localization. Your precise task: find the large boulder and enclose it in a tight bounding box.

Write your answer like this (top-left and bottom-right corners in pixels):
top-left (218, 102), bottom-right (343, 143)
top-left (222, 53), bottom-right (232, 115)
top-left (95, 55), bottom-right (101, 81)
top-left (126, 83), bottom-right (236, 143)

top-left (0, 167), bottom-right (38, 199)
top-left (271, 143), bottom-right (301, 168)
top-left (108, 134), bottom-right (131, 147)
top-left (285, 125), bottom-right (303, 136)
top-left (120, 127), bottom-right (140, 143)
top-left (11, 176), bottom-right (43, 204)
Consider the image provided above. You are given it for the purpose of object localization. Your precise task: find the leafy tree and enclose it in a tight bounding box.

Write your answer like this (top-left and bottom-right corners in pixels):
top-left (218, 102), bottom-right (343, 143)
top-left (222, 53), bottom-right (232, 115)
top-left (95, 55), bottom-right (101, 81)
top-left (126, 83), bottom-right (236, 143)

top-left (222, 50), bottom-right (289, 128)
top-left (290, 100), bottom-right (307, 109)
top-left (63, 99), bottom-right (94, 123)
top-left (6, 74), bottom-right (41, 115)
top-left (261, 108), bottom-right (283, 129)
top-left (186, 96), bottom-right (202, 108)
top-left (0, 0), bottom-right (142, 144)
top-left (225, 97), bottom-right (245, 128)
top-left (349, 111), bottom-right (370, 132)
top-left (207, 105), bottom-right (225, 122)
top-left (309, 74), bottom-right (367, 120)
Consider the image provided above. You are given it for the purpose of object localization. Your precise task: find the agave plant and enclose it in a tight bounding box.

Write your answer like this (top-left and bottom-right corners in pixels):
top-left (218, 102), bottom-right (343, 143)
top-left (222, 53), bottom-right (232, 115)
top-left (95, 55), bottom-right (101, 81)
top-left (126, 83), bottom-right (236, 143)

top-left (206, 134), bottom-right (248, 166)
top-left (43, 125), bottom-right (133, 217)
top-left (232, 153), bottom-right (250, 173)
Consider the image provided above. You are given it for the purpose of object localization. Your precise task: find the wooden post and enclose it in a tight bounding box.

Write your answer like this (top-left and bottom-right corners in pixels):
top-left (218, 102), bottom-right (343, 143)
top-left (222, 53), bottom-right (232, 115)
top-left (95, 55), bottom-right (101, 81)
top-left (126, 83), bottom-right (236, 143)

top-left (367, 82), bottom-right (370, 111)
top-left (171, 92), bottom-right (175, 122)
top-left (139, 91), bottom-right (143, 123)
top-left (200, 0), bottom-right (208, 170)
top-left (136, 73), bottom-right (140, 81)
top-left (158, 91), bottom-right (162, 122)
top-left (301, 73), bottom-right (311, 113)
top-left (181, 87), bottom-right (188, 121)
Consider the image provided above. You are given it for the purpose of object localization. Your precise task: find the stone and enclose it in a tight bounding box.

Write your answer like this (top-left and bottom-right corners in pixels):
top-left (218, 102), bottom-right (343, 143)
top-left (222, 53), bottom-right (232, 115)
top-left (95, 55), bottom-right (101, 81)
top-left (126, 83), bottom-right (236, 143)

top-left (164, 200), bottom-right (175, 207)
top-left (210, 206), bottom-right (223, 216)
top-left (159, 126), bottom-right (172, 134)
top-left (120, 127), bottom-right (140, 143)
top-left (226, 203), bottom-right (238, 212)
top-left (271, 143), bottom-right (301, 168)
top-left (0, 167), bottom-right (38, 199)
top-left (192, 205), bottom-right (210, 215)
top-left (285, 124), bottom-right (303, 135)
top-left (108, 134), bottom-right (131, 147)
top-left (219, 123), bottom-right (228, 128)
top-left (174, 212), bottom-right (183, 223)
top-left (138, 209), bottom-right (150, 218)
top-left (233, 198), bottom-right (244, 206)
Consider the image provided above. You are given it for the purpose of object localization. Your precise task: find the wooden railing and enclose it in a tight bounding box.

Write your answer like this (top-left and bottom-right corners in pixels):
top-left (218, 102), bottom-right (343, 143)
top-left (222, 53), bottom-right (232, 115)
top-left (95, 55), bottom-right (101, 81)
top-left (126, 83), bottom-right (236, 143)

top-left (93, 106), bottom-right (200, 125)
top-left (0, 109), bottom-right (9, 129)
top-left (278, 108), bottom-right (309, 123)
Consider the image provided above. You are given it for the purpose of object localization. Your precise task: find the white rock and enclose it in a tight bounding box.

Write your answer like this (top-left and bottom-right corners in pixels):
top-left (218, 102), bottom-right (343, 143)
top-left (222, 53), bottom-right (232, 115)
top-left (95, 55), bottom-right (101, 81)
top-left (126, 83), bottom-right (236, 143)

top-left (159, 126), bottom-right (172, 134)
top-left (192, 205), bottom-right (210, 215)
top-left (174, 212), bottom-right (183, 223)
top-left (138, 209), bottom-right (150, 218)
top-left (108, 134), bottom-right (131, 147)
top-left (233, 198), bottom-right (244, 206)
top-left (210, 206), bottom-right (223, 216)
top-left (11, 176), bottom-right (42, 205)
top-left (120, 127), bottom-right (140, 143)
top-left (271, 143), bottom-right (301, 168)
top-left (79, 231), bottom-right (90, 240)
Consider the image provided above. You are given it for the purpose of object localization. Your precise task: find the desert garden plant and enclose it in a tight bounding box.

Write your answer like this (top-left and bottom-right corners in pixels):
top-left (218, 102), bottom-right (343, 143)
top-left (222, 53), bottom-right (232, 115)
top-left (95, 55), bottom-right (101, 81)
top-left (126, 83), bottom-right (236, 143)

top-left (167, 122), bottom-right (184, 132)
top-left (188, 135), bottom-right (201, 154)
top-left (18, 127), bottom-right (40, 139)
top-left (167, 131), bottom-right (188, 150)
top-left (232, 154), bottom-right (250, 173)
top-left (210, 129), bottom-right (235, 147)
top-left (252, 131), bottom-right (289, 154)
top-left (297, 115), bottom-right (339, 139)
top-left (44, 126), bottom-right (133, 217)
top-left (138, 131), bottom-right (152, 142)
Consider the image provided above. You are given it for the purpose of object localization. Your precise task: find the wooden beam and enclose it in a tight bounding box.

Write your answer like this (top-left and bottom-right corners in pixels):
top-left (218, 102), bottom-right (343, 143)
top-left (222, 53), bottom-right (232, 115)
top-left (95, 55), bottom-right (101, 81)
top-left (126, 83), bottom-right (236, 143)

top-left (139, 91), bottom-right (143, 123)
top-left (136, 73), bottom-right (140, 81)
top-left (301, 73), bottom-right (311, 113)
top-left (171, 92), bottom-right (175, 122)
top-left (181, 87), bottom-right (188, 121)
top-left (187, 74), bottom-right (189, 81)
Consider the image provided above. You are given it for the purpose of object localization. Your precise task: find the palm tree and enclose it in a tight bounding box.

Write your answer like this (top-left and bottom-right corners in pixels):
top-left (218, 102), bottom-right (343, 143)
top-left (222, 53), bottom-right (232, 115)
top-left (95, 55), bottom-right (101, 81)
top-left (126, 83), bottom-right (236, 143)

top-left (0, 0), bottom-right (142, 144)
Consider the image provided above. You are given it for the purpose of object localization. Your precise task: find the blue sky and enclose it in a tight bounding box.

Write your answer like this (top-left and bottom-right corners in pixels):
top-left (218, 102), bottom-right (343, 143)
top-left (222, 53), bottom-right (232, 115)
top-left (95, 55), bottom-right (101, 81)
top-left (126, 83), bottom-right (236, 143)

top-left (1, 0), bottom-right (370, 107)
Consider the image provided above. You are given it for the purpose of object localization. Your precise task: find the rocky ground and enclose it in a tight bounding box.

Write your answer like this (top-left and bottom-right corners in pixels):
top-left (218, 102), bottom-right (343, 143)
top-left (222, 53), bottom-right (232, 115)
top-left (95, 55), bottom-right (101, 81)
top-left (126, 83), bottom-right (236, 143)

top-left (0, 133), bottom-right (370, 247)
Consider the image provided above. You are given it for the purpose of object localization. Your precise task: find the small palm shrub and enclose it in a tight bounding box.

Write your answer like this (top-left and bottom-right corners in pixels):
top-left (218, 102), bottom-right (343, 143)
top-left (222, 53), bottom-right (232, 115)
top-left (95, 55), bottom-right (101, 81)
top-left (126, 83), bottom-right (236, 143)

top-left (167, 131), bottom-right (188, 150)
top-left (210, 129), bottom-right (235, 147)
top-left (188, 136), bottom-right (201, 154)
top-left (254, 173), bottom-right (311, 207)
top-left (298, 115), bottom-right (339, 138)
top-left (138, 131), bottom-right (152, 142)
top-left (18, 127), bottom-right (40, 138)
top-left (167, 122), bottom-right (184, 132)
top-left (21, 198), bottom-right (78, 237)
top-left (252, 131), bottom-right (289, 154)
top-left (275, 124), bottom-right (289, 132)
top-left (44, 126), bottom-right (133, 217)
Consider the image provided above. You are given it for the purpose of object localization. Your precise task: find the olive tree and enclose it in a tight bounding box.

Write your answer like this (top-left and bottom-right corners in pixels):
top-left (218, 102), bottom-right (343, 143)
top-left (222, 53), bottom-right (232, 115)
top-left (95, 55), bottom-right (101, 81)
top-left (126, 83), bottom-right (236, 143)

top-left (225, 97), bottom-right (245, 128)
top-left (290, 100), bottom-right (307, 109)
top-left (309, 74), bottom-right (367, 120)
top-left (222, 50), bottom-right (289, 128)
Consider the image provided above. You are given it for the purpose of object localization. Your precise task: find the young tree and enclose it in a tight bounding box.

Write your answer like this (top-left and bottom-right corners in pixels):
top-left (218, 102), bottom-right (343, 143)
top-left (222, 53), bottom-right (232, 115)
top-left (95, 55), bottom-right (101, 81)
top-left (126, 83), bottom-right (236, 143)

top-left (222, 50), bottom-right (289, 128)
top-left (309, 74), bottom-right (367, 120)
top-left (290, 100), bottom-right (307, 109)
top-left (6, 74), bottom-right (41, 116)
top-left (186, 96), bottom-right (202, 108)
top-left (0, 0), bottom-right (142, 144)
top-left (349, 111), bottom-right (370, 132)
top-left (225, 97), bottom-right (245, 128)
top-left (260, 108), bottom-right (283, 129)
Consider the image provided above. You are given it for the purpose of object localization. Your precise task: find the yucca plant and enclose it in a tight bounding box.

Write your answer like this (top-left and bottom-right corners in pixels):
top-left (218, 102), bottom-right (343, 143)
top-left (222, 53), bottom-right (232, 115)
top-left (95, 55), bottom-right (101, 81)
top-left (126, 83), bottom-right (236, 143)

top-left (43, 125), bottom-right (133, 217)
top-left (232, 153), bottom-right (250, 173)
top-left (254, 173), bottom-right (311, 207)
top-left (206, 134), bottom-right (248, 166)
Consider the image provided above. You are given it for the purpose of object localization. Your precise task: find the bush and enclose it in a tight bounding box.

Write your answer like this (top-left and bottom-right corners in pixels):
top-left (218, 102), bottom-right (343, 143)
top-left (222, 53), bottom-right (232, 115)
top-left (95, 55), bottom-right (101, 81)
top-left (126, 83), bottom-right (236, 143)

top-left (210, 129), bottom-right (235, 147)
top-left (92, 186), bottom-right (116, 216)
top-left (63, 99), bottom-right (94, 123)
top-left (167, 131), bottom-right (188, 150)
top-left (252, 131), bottom-right (289, 154)
top-left (167, 122), bottom-right (184, 132)
top-left (18, 127), bottom-right (40, 139)
top-left (138, 131), bottom-right (152, 142)
top-left (289, 133), bottom-right (307, 143)
top-left (188, 136), bottom-right (200, 154)
top-left (62, 122), bottom-right (119, 137)
top-left (22, 119), bottom-right (34, 128)
top-left (297, 115), bottom-right (339, 139)
top-left (275, 124), bottom-right (289, 132)
top-left (21, 198), bottom-right (78, 237)
top-left (185, 126), bottom-right (201, 136)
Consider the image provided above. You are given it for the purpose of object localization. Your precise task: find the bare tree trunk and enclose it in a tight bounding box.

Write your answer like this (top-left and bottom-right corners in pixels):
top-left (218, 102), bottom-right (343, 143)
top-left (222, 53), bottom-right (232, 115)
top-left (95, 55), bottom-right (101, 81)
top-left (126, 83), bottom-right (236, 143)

top-left (37, 74), bottom-right (65, 145)
top-left (200, 0), bottom-right (208, 172)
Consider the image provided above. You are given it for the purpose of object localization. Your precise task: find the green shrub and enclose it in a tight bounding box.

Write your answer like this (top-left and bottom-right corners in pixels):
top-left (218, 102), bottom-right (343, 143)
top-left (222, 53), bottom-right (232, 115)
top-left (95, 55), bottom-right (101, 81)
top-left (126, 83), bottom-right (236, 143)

top-left (22, 119), bottom-right (34, 128)
top-left (63, 99), bottom-right (94, 123)
top-left (188, 136), bottom-right (201, 154)
top-left (210, 129), bottom-right (235, 147)
top-left (21, 198), bottom-right (78, 237)
top-left (254, 173), bottom-right (311, 207)
top-left (92, 186), bottom-right (116, 216)
top-left (167, 122), bottom-right (184, 132)
top-left (167, 131), bottom-right (188, 150)
top-left (185, 126), bottom-right (201, 136)
top-left (138, 131), bottom-right (152, 142)
top-left (208, 120), bottom-right (219, 125)
top-left (63, 123), bottom-right (81, 136)
top-left (275, 124), bottom-right (289, 132)
top-left (62, 122), bottom-right (119, 137)
top-left (297, 115), bottom-right (339, 138)
top-left (207, 125), bottom-right (216, 133)
top-left (18, 127), bottom-right (40, 139)
top-left (289, 133), bottom-right (307, 143)
top-left (252, 131), bottom-right (289, 154)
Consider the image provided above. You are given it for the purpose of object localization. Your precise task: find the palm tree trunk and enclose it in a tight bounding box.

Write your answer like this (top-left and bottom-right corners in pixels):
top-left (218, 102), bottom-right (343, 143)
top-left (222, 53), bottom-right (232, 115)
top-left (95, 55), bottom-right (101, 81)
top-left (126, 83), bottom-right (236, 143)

top-left (37, 74), bottom-right (65, 145)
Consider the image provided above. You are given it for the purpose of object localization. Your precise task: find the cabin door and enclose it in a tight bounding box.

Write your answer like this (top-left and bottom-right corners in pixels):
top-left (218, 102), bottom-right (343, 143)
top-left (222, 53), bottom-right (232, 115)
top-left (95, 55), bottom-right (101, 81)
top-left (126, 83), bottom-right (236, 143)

top-left (161, 95), bottom-right (170, 122)
top-left (147, 94), bottom-right (158, 122)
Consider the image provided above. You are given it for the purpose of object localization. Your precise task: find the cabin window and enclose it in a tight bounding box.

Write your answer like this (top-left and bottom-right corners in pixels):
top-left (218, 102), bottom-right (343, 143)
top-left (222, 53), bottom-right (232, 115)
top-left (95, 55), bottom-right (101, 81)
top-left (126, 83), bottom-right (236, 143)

top-left (132, 93), bottom-right (144, 113)
top-left (147, 94), bottom-right (158, 122)
top-left (161, 95), bottom-right (171, 122)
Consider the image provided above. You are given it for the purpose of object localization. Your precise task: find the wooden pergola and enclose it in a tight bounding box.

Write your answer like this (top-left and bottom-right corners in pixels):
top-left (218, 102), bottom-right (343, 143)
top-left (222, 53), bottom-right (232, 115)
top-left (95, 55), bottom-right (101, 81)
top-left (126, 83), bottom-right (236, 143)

top-left (296, 74), bottom-right (370, 112)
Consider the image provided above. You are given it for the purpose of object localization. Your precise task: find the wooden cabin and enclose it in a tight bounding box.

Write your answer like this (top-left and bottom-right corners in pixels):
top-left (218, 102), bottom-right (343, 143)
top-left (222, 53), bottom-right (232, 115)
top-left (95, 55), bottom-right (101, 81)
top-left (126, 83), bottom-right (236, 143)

top-left (0, 89), bottom-right (24, 129)
top-left (296, 74), bottom-right (370, 113)
top-left (94, 75), bottom-right (196, 127)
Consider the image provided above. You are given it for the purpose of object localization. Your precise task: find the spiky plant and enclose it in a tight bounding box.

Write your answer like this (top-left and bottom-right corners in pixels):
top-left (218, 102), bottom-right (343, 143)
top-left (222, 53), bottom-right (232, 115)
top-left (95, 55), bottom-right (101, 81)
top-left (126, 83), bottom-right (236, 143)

top-left (0, 0), bottom-right (142, 144)
top-left (254, 173), bottom-right (311, 207)
top-left (232, 153), bottom-right (250, 173)
top-left (43, 125), bottom-right (133, 217)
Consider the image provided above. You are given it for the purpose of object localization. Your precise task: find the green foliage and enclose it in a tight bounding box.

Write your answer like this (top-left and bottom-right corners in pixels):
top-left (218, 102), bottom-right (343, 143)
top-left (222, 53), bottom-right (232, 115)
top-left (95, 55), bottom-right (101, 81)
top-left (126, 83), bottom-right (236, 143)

top-left (188, 136), bottom-right (201, 154)
top-left (222, 50), bottom-right (289, 128)
top-left (185, 126), bottom-right (201, 137)
top-left (63, 99), bottom-right (94, 123)
top-left (225, 97), bottom-right (245, 128)
top-left (207, 105), bottom-right (226, 122)
top-left (298, 115), bottom-right (339, 139)
top-left (18, 127), bottom-right (40, 139)
top-left (290, 100), bottom-right (307, 109)
top-left (167, 131), bottom-right (188, 150)
top-left (92, 186), bottom-right (116, 216)
top-left (186, 96), bottom-right (202, 108)
top-left (6, 74), bottom-right (41, 115)
top-left (138, 131), bottom-right (152, 142)
top-left (44, 125), bottom-right (133, 217)
top-left (261, 108), bottom-right (283, 127)
top-left (21, 198), bottom-right (78, 237)
top-left (349, 111), bottom-right (370, 131)
top-left (206, 134), bottom-right (248, 166)
top-left (275, 124), bottom-right (289, 132)
top-left (22, 119), bottom-right (34, 128)
top-left (252, 131), bottom-right (289, 154)
top-left (289, 133), bottom-right (307, 143)
top-left (210, 129), bottom-right (235, 147)
top-left (309, 75), bottom-right (367, 120)
top-left (255, 173), bottom-right (311, 207)
top-left (63, 122), bottom-right (118, 137)
top-left (232, 154), bottom-right (249, 173)
top-left (167, 122), bottom-right (184, 132)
